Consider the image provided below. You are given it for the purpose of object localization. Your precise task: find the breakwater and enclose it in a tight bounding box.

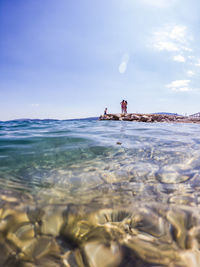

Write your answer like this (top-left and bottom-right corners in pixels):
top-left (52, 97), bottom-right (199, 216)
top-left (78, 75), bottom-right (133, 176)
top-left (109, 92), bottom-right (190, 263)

top-left (99, 113), bottom-right (200, 123)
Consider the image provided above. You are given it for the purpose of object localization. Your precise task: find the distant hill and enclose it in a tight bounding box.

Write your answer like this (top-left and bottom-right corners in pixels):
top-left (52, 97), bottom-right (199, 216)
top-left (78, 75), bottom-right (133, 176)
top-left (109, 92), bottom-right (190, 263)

top-left (1, 117), bottom-right (99, 122)
top-left (3, 118), bottom-right (60, 122)
top-left (152, 112), bottom-right (183, 116)
top-left (65, 117), bottom-right (98, 121)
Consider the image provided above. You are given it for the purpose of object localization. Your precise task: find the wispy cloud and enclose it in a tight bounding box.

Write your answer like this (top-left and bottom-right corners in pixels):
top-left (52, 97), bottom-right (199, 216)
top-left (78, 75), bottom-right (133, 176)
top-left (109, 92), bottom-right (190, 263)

top-left (151, 24), bottom-right (193, 53)
top-left (166, 80), bottom-right (191, 92)
top-left (188, 56), bottom-right (195, 60)
top-left (119, 53), bottom-right (130, 74)
top-left (173, 55), bottom-right (185, 62)
top-left (151, 24), bottom-right (197, 92)
top-left (187, 70), bottom-right (195, 77)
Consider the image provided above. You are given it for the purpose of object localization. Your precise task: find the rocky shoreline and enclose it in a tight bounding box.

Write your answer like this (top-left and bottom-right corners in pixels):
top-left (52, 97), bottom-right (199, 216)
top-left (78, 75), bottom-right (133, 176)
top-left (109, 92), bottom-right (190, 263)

top-left (99, 113), bottom-right (200, 123)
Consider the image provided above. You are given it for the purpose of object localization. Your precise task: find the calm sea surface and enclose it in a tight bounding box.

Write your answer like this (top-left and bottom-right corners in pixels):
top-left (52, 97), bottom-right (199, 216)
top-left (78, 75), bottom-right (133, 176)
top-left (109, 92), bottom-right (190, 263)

top-left (1, 119), bottom-right (200, 266)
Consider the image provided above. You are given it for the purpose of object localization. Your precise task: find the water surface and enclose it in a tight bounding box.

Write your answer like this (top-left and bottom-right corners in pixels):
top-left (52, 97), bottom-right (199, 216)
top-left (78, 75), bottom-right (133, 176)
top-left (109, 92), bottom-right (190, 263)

top-left (1, 119), bottom-right (200, 266)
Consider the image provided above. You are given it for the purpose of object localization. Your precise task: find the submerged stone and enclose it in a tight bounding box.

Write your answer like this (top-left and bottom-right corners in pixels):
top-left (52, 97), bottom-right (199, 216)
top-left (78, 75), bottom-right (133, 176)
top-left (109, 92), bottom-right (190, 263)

top-left (40, 206), bottom-right (64, 236)
top-left (32, 236), bottom-right (60, 260)
top-left (62, 249), bottom-right (85, 267)
top-left (124, 235), bottom-right (180, 266)
top-left (156, 165), bottom-right (192, 184)
top-left (167, 209), bottom-right (188, 249)
top-left (83, 241), bottom-right (122, 267)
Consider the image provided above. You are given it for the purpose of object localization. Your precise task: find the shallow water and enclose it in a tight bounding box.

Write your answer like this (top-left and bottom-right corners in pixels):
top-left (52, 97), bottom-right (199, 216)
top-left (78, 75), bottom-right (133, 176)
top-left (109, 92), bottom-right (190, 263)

top-left (1, 119), bottom-right (200, 266)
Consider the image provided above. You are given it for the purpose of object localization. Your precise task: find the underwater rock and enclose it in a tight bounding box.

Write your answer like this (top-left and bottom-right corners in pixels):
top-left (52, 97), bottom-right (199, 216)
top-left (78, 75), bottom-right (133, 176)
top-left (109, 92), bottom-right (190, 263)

top-left (62, 249), bottom-right (85, 267)
top-left (94, 209), bottom-right (130, 223)
top-left (32, 236), bottom-right (60, 260)
top-left (61, 212), bottom-right (92, 247)
top-left (116, 142), bottom-right (122, 145)
top-left (124, 235), bottom-right (180, 266)
top-left (0, 209), bottom-right (30, 239)
top-left (27, 207), bottom-right (45, 224)
top-left (0, 242), bottom-right (17, 266)
top-left (83, 241), bottom-right (122, 267)
top-left (167, 209), bottom-right (189, 249)
top-left (40, 206), bottom-right (64, 236)
top-left (169, 195), bottom-right (196, 206)
top-left (156, 164), bottom-right (192, 184)
top-left (129, 211), bottom-right (167, 238)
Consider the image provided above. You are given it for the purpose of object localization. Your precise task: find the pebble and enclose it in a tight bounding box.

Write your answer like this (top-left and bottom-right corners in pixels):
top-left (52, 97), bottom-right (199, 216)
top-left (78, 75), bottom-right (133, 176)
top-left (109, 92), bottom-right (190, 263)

top-left (116, 142), bottom-right (122, 145)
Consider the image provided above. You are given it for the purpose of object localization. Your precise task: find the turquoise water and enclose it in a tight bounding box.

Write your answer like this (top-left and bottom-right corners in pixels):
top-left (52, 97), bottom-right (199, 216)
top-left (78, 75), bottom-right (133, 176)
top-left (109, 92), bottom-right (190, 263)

top-left (1, 119), bottom-right (200, 200)
top-left (1, 119), bottom-right (200, 266)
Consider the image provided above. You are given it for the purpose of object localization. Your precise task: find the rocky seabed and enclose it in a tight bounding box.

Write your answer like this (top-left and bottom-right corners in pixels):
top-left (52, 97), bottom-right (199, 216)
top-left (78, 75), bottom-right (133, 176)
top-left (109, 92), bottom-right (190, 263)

top-left (1, 192), bottom-right (200, 267)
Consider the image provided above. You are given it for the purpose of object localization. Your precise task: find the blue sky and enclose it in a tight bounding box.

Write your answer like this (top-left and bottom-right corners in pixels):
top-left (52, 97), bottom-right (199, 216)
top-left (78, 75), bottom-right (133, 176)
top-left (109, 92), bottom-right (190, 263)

top-left (1, 0), bottom-right (200, 120)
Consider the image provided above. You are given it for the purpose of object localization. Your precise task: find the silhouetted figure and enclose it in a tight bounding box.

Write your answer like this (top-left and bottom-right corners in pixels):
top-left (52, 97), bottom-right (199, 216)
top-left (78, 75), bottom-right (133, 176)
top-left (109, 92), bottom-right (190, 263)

top-left (104, 108), bottom-right (107, 115)
top-left (120, 100), bottom-right (125, 114)
top-left (124, 100), bottom-right (128, 114)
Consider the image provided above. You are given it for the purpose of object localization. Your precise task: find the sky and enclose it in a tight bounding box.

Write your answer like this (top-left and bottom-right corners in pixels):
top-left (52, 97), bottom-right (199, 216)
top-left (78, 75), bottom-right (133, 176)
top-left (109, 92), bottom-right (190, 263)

top-left (1, 0), bottom-right (200, 120)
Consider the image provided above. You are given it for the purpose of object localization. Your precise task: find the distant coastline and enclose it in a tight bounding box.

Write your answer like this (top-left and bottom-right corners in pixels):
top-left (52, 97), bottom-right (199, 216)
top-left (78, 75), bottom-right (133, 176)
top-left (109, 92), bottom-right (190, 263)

top-left (0, 117), bottom-right (99, 123)
top-left (2, 113), bottom-right (200, 123)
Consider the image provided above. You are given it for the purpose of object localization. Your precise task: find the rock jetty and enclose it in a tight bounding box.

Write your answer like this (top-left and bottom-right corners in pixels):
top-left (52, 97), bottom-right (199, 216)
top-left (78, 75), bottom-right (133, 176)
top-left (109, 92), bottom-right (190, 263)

top-left (99, 113), bottom-right (200, 123)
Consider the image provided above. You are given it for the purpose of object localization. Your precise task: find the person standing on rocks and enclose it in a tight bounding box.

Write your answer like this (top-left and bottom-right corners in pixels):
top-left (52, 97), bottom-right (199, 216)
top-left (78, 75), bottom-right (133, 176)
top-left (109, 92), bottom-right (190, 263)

top-left (120, 100), bottom-right (125, 114)
top-left (124, 100), bottom-right (128, 114)
top-left (104, 108), bottom-right (107, 115)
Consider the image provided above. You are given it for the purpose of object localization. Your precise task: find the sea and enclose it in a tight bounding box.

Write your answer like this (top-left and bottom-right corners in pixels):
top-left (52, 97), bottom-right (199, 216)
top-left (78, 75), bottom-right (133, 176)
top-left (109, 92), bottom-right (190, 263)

top-left (0, 118), bottom-right (200, 266)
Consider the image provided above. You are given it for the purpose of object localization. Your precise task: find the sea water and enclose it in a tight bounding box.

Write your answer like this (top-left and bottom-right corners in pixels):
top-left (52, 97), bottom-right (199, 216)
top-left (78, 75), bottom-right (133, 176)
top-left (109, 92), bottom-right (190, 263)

top-left (1, 119), bottom-right (200, 266)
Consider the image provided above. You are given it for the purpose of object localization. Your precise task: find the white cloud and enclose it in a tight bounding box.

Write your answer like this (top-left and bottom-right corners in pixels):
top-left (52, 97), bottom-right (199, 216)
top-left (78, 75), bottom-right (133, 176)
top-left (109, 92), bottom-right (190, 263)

top-left (187, 70), bottom-right (195, 76)
top-left (173, 55), bottom-right (185, 62)
top-left (119, 53), bottom-right (130, 74)
top-left (166, 80), bottom-right (190, 88)
top-left (166, 80), bottom-right (191, 92)
top-left (169, 25), bottom-right (189, 43)
top-left (152, 24), bottom-right (192, 53)
top-left (154, 41), bottom-right (178, 52)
